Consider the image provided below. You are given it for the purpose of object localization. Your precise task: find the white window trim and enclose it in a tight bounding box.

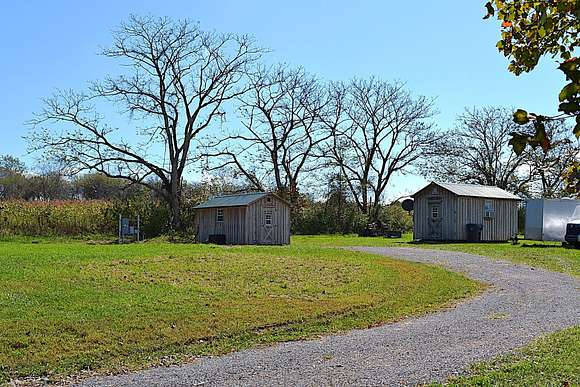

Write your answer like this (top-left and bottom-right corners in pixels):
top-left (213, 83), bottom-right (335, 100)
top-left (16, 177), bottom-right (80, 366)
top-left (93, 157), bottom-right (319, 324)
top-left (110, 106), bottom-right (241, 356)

top-left (216, 208), bottom-right (224, 222)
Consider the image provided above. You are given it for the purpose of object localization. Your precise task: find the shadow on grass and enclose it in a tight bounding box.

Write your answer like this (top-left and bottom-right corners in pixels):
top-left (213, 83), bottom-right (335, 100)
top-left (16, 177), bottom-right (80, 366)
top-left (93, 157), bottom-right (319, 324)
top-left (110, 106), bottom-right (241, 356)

top-left (407, 240), bottom-right (508, 246)
top-left (520, 243), bottom-right (564, 249)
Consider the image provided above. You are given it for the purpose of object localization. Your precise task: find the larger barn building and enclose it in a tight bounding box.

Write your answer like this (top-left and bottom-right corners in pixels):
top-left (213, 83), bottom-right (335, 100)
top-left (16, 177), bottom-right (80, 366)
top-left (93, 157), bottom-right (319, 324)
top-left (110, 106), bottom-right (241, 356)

top-left (194, 192), bottom-right (291, 245)
top-left (411, 182), bottom-right (520, 242)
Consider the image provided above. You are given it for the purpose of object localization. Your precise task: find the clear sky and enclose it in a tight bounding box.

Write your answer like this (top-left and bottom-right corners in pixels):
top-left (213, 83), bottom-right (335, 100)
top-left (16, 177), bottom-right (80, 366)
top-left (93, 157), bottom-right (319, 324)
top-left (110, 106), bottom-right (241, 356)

top-left (0, 1), bottom-right (563, 199)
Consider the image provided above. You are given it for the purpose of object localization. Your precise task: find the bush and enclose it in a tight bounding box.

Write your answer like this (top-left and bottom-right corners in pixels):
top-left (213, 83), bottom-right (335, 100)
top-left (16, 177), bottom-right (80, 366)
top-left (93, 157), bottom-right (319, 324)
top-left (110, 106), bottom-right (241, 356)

top-left (377, 204), bottom-right (413, 232)
top-left (292, 198), bottom-right (413, 235)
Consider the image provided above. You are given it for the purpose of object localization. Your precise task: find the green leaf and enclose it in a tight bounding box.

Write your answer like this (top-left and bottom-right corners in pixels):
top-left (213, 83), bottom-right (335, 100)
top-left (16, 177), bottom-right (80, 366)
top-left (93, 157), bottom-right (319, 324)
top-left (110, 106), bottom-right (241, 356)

top-left (559, 59), bottom-right (578, 75)
top-left (509, 134), bottom-right (528, 155)
top-left (559, 102), bottom-right (580, 114)
top-left (513, 109), bottom-right (529, 124)
top-left (574, 115), bottom-right (580, 138)
top-left (559, 82), bottom-right (580, 102)
top-left (538, 27), bottom-right (546, 38)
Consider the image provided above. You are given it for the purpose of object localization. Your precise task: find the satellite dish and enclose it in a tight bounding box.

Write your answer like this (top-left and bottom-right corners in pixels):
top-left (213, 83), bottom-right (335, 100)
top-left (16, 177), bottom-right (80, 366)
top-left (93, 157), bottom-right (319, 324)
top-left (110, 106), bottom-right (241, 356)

top-left (401, 198), bottom-right (414, 212)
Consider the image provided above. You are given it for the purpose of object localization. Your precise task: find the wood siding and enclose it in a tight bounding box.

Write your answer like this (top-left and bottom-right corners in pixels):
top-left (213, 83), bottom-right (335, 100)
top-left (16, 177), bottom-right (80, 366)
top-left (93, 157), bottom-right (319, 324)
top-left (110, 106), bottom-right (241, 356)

top-left (196, 193), bottom-right (290, 245)
top-left (246, 195), bottom-right (290, 245)
top-left (195, 207), bottom-right (247, 244)
top-left (413, 186), bottom-right (457, 240)
top-left (455, 197), bottom-right (518, 241)
top-left (413, 185), bottom-right (518, 242)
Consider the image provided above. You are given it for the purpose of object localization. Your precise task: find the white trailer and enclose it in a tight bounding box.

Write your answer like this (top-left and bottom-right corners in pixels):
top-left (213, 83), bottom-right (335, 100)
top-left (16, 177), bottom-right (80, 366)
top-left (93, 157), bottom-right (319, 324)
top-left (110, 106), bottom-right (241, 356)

top-left (524, 199), bottom-right (580, 241)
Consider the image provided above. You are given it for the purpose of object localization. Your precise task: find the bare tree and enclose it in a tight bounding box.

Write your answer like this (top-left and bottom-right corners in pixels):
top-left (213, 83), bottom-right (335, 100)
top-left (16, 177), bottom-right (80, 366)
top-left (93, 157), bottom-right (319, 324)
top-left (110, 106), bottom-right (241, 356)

top-left (203, 65), bottom-right (330, 202)
top-left (28, 15), bottom-right (263, 229)
top-left (324, 78), bottom-right (439, 219)
top-left (420, 107), bottom-right (535, 195)
top-left (527, 121), bottom-right (580, 197)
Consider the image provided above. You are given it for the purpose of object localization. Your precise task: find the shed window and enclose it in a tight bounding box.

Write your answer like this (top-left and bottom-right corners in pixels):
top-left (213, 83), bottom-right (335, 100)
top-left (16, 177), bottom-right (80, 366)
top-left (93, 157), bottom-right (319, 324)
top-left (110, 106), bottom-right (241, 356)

top-left (484, 200), bottom-right (495, 218)
top-left (216, 209), bottom-right (224, 222)
top-left (265, 210), bottom-right (273, 225)
top-left (431, 206), bottom-right (439, 219)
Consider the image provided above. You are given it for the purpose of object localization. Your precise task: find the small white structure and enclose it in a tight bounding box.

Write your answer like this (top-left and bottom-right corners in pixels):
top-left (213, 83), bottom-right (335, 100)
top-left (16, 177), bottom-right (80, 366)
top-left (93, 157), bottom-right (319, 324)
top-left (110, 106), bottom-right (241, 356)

top-left (524, 198), bottom-right (580, 242)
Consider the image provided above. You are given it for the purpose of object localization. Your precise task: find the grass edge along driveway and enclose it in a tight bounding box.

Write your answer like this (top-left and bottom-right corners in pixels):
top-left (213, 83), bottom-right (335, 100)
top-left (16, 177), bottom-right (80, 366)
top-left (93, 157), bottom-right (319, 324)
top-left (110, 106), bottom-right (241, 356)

top-left (0, 241), bottom-right (480, 384)
top-left (439, 326), bottom-right (580, 386)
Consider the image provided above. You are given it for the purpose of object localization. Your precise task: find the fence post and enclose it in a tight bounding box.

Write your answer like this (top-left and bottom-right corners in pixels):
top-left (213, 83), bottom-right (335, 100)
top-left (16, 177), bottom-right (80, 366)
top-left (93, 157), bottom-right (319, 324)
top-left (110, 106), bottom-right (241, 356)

top-left (118, 214), bottom-right (122, 244)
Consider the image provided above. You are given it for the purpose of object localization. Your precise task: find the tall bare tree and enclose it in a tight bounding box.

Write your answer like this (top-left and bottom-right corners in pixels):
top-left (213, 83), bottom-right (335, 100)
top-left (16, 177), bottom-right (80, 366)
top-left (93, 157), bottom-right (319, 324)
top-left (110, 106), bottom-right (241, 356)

top-left (324, 78), bottom-right (439, 219)
top-left (420, 107), bottom-right (536, 195)
top-left (203, 65), bottom-right (329, 201)
top-left (28, 15), bottom-right (263, 229)
top-left (527, 121), bottom-right (580, 198)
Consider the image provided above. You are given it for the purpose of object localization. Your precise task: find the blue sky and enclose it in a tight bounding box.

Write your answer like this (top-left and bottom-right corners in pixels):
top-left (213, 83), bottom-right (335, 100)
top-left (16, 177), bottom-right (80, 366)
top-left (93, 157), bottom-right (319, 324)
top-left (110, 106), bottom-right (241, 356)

top-left (0, 1), bottom-right (563, 199)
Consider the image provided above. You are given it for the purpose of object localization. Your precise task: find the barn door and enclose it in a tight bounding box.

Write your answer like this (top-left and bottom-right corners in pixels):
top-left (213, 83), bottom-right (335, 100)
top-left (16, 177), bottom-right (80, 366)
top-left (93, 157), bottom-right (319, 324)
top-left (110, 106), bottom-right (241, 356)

top-left (427, 201), bottom-right (442, 240)
top-left (260, 208), bottom-right (274, 244)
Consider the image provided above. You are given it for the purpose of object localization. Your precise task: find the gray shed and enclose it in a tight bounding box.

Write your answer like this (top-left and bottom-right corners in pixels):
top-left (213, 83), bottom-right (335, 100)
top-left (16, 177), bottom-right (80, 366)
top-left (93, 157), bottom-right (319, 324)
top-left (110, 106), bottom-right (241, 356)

top-left (193, 192), bottom-right (291, 245)
top-left (411, 182), bottom-right (520, 242)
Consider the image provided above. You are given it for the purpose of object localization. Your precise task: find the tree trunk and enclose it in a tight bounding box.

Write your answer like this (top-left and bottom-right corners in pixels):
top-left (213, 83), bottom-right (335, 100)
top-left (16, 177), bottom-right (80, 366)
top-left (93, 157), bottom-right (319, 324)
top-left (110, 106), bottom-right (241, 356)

top-left (167, 178), bottom-right (183, 231)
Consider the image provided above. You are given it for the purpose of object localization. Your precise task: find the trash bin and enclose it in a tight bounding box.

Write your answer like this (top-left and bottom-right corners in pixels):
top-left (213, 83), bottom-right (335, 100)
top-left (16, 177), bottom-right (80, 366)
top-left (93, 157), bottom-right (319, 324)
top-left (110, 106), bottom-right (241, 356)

top-left (465, 224), bottom-right (483, 242)
top-left (208, 234), bottom-right (227, 245)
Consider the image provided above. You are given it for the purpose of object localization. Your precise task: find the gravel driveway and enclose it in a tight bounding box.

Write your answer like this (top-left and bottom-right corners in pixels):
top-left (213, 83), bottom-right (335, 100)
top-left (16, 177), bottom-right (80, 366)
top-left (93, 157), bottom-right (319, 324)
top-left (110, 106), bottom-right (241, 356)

top-left (77, 247), bottom-right (580, 386)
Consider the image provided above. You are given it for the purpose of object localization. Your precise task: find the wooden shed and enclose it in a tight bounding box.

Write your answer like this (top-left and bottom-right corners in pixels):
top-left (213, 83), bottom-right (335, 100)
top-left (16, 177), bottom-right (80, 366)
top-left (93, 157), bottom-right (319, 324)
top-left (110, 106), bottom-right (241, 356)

top-left (411, 182), bottom-right (520, 242)
top-left (194, 192), bottom-right (291, 245)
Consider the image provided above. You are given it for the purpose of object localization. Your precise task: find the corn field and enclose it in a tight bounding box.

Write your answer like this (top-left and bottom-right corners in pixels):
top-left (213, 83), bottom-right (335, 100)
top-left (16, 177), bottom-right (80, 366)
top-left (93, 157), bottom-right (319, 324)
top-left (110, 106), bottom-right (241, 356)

top-left (0, 200), bottom-right (117, 236)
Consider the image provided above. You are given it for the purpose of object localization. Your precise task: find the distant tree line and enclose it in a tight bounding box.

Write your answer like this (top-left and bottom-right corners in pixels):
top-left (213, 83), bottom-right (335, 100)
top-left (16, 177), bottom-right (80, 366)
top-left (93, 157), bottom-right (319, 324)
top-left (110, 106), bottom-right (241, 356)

top-left (0, 153), bottom-right (413, 236)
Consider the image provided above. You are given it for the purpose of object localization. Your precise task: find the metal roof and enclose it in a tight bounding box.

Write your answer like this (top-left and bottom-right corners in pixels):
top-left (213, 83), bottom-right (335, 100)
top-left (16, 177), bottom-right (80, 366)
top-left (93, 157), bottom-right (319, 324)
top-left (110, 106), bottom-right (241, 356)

top-left (193, 192), bottom-right (269, 209)
top-left (414, 182), bottom-right (521, 200)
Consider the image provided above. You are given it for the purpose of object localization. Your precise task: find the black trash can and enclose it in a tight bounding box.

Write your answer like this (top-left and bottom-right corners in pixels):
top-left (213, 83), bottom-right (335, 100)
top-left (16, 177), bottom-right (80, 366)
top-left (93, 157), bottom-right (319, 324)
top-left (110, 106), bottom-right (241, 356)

top-left (465, 224), bottom-right (483, 242)
top-left (208, 234), bottom-right (227, 245)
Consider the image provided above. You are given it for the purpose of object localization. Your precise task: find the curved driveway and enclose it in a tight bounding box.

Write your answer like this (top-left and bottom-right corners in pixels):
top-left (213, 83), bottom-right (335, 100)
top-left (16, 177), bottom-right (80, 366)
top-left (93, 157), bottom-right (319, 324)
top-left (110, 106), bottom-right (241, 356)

top-left (78, 247), bottom-right (580, 386)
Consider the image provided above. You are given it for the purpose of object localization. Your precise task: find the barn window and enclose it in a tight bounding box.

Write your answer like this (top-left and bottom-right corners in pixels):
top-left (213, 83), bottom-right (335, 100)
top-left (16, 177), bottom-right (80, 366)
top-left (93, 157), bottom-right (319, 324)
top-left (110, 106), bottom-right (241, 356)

top-left (216, 209), bottom-right (224, 222)
top-left (484, 200), bottom-right (495, 218)
top-left (265, 210), bottom-right (273, 225)
top-left (431, 206), bottom-right (439, 219)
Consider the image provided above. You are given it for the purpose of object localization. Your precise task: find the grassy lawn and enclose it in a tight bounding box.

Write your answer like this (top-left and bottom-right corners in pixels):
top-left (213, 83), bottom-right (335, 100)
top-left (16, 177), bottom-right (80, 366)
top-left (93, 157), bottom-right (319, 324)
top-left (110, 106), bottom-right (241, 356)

top-left (441, 326), bottom-right (580, 386)
top-left (293, 234), bottom-right (580, 277)
top-left (0, 240), bottom-right (479, 383)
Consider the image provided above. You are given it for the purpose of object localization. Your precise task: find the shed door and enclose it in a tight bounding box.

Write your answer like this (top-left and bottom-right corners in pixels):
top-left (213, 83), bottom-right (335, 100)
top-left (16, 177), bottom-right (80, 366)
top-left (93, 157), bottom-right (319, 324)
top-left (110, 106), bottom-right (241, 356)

top-left (259, 208), bottom-right (275, 244)
top-left (428, 201), bottom-right (442, 240)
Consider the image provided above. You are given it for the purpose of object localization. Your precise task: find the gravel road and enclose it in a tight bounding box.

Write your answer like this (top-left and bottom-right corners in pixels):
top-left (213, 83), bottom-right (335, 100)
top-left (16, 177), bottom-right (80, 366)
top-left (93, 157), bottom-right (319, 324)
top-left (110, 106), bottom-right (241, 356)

top-left (76, 247), bottom-right (580, 386)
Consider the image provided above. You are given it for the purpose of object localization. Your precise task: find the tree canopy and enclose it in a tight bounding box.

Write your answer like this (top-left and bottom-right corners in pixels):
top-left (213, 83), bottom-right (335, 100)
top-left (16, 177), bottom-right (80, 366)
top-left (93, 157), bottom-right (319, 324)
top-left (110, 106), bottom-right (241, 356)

top-left (485, 0), bottom-right (579, 153)
top-left (28, 15), bottom-right (264, 229)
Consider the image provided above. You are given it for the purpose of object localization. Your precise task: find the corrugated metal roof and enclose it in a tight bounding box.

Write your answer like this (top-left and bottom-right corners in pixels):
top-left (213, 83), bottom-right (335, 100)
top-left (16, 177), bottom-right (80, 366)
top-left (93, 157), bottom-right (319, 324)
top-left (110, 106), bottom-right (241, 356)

top-left (414, 182), bottom-right (521, 200)
top-left (193, 192), bottom-right (269, 209)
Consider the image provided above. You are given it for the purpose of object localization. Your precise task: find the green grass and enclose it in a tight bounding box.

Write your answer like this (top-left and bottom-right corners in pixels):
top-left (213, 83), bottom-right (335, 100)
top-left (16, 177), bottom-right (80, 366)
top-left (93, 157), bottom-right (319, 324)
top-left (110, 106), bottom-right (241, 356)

top-left (440, 326), bottom-right (580, 386)
top-left (0, 240), bottom-right (479, 383)
top-left (293, 234), bottom-right (580, 277)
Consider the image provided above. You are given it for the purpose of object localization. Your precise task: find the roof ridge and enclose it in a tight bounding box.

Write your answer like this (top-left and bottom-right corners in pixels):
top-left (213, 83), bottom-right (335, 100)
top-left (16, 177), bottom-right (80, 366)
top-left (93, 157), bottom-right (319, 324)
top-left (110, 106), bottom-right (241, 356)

top-left (415, 181), bottom-right (521, 200)
top-left (436, 181), bottom-right (497, 188)
top-left (213, 191), bottom-right (266, 198)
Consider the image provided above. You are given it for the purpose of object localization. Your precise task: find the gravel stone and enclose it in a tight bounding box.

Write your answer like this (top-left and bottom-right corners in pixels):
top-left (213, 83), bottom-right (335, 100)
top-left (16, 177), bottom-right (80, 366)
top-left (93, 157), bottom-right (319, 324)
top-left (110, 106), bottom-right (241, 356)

top-left (76, 247), bottom-right (580, 386)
